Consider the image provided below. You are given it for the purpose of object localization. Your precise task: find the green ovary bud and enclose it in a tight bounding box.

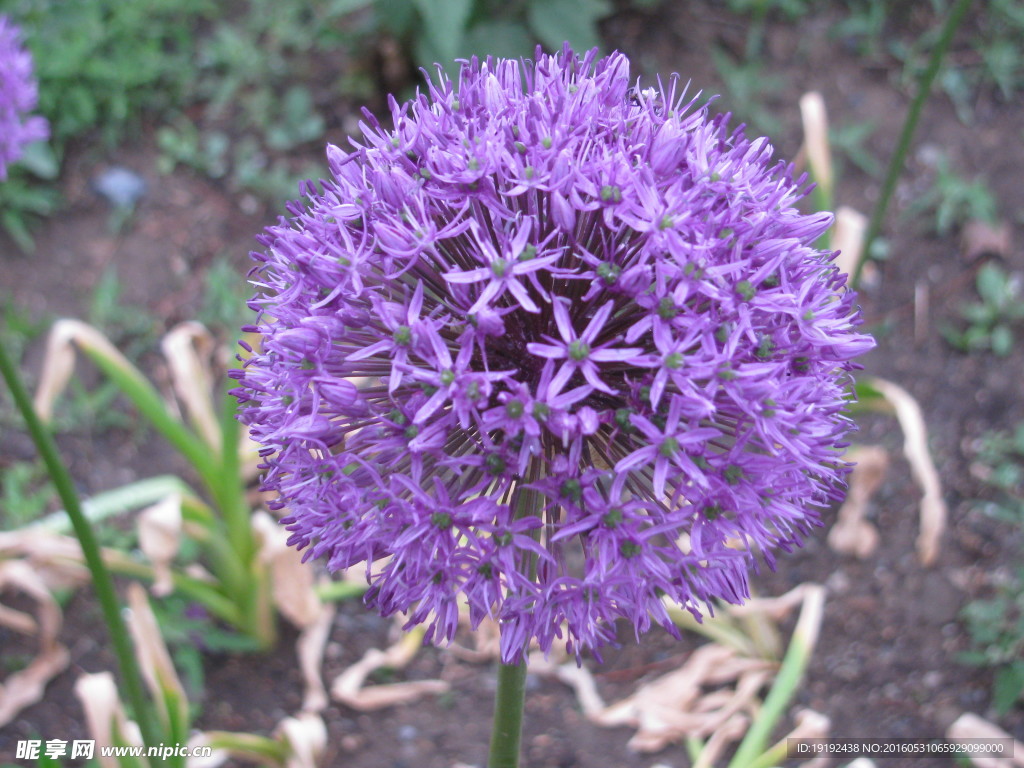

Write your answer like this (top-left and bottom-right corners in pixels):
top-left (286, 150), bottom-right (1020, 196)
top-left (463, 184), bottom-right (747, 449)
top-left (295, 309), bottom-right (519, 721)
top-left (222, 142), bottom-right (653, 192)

top-left (724, 464), bottom-right (743, 485)
top-left (596, 262), bottom-right (620, 284)
top-left (658, 297), bottom-right (678, 320)
top-left (619, 541), bottom-right (642, 558)
top-left (393, 325), bottom-right (412, 346)
top-left (602, 507), bottom-right (623, 528)
top-left (659, 437), bottom-right (679, 457)
top-left (600, 185), bottom-right (622, 203)
top-left (560, 478), bottom-right (582, 503)
top-left (615, 408), bottom-right (634, 430)
top-left (568, 340), bottom-right (590, 361)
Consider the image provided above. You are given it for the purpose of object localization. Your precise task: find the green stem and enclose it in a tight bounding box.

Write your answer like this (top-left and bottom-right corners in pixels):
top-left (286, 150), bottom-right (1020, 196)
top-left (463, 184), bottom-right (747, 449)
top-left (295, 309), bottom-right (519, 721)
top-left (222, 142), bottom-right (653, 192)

top-left (487, 660), bottom-right (528, 768)
top-left (216, 384), bottom-right (254, 564)
top-left (487, 480), bottom-right (541, 768)
top-left (0, 340), bottom-right (161, 748)
top-left (213, 383), bottom-right (275, 648)
top-left (856, 0), bottom-right (973, 285)
top-left (727, 587), bottom-right (825, 768)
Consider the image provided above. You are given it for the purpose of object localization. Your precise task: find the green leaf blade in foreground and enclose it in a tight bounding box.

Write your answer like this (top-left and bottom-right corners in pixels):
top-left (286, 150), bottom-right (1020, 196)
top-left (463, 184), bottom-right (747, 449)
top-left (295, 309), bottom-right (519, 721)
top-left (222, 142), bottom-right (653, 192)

top-left (74, 342), bottom-right (220, 493)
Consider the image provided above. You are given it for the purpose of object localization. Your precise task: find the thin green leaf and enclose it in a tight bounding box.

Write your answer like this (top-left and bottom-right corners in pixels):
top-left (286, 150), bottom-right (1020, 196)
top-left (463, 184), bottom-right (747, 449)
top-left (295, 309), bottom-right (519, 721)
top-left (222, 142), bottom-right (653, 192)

top-left (976, 264), bottom-right (1008, 306)
top-left (32, 475), bottom-right (198, 533)
top-left (411, 0), bottom-right (472, 66)
top-left (993, 662), bottom-right (1024, 715)
top-left (72, 342), bottom-right (220, 494)
top-left (463, 20), bottom-right (536, 61)
top-left (17, 141), bottom-right (60, 180)
top-left (527, 0), bottom-right (611, 54)
top-left (990, 324), bottom-right (1014, 356)
top-left (1, 209), bottom-right (36, 252)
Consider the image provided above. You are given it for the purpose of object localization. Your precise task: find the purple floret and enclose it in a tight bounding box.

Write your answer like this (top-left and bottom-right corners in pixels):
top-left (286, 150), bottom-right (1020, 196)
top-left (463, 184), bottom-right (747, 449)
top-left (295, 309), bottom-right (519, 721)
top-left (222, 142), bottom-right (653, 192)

top-left (235, 45), bottom-right (874, 663)
top-left (0, 16), bottom-right (48, 180)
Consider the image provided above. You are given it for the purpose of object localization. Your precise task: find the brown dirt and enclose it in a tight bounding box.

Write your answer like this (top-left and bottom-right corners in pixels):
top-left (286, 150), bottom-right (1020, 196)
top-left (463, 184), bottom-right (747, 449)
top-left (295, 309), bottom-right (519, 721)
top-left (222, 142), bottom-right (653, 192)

top-left (2, 2), bottom-right (1023, 767)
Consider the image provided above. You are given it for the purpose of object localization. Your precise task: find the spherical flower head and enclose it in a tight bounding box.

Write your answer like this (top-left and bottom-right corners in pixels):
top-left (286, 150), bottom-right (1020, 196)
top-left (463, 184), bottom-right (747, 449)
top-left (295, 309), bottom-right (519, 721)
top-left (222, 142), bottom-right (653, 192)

top-left (235, 46), bottom-right (874, 664)
top-left (0, 16), bottom-right (48, 180)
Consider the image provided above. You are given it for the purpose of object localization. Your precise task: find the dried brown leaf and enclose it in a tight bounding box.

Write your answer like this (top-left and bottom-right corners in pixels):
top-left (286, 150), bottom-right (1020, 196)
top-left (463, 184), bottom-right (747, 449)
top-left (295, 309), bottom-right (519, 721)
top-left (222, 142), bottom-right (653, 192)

top-left (74, 672), bottom-right (144, 768)
top-left (548, 662), bottom-right (605, 719)
top-left (126, 582), bottom-right (188, 727)
top-left (799, 92), bottom-right (833, 200)
top-left (334, 677), bottom-right (450, 711)
top-left (867, 377), bottom-right (947, 565)
top-left (591, 642), bottom-right (772, 752)
top-left (727, 583), bottom-right (821, 624)
top-left (296, 600), bottom-right (335, 713)
top-left (832, 206), bottom-right (868, 281)
top-left (276, 712), bottom-right (327, 768)
top-left (690, 713), bottom-right (749, 768)
top-left (961, 220), bottom-right (1012, 263)
top-left (0, 603), bottom-right (38, 635)
top-left (161, 322), bottom-right (221, 448)
top-left (0, 635), bottom-right (69, 727)
top-left (137, 494), bottom-right (182, 597)
top-left (448, 614), bottom-right (502, 662)
top-left (0, 530), bottom-right (89, 588)
top-left (561, 585), bottom-right (825, 754)
top-left (33, 319), bottom-right (144, 423)
top-left (331, 625), bottom-right (449, 711)
top-left (253, 512), bottom-right (323, 630)
top-left (771, 709), bottom-right (832, 768)
top-left (947, 712), bottom-right (1024, 768)
top-left (791, 708), bottom-right (830, 739)
top-left (0, 560), bottom-right (71, 726)
top-left (828, 445), bottom-right (888, 559)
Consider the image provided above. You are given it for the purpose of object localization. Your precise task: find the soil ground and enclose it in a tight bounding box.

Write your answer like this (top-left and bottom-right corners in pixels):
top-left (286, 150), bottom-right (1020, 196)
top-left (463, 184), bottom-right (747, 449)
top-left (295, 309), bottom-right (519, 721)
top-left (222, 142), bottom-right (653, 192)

top-left (2, 3), bottom-right (1023, 767)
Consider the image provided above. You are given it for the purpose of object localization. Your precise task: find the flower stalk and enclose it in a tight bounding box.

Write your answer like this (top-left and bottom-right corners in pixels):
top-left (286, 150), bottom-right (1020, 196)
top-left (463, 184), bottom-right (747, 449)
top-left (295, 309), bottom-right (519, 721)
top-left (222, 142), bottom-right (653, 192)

top-left (0, 338), bottom-right (161, 748)
top-left (857, 0), bottom-right (973, 285)
top-left (487, 660), bottom-right (529, 768)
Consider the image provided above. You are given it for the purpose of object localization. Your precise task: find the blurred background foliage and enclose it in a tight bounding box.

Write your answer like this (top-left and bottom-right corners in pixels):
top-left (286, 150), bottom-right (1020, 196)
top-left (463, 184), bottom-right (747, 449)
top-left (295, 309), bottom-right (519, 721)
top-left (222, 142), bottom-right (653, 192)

top-left (0, 0), bottom-right (1020, 231)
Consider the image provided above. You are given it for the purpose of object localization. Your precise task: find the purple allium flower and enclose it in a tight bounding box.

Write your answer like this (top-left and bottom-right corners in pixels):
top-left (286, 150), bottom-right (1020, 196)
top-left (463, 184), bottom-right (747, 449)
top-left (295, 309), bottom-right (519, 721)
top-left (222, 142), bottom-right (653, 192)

top-left (0, 16), bottom-right (47, 180)
top-left (235, 46), bottom-right (874, 663)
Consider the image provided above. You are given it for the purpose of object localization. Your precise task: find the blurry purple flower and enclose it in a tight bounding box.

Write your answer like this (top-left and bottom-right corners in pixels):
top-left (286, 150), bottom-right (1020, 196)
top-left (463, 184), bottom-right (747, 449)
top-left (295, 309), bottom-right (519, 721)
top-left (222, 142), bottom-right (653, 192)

top-left (234, 46), bottom-right (873, 663)
top-left (0, 16), bottom-right (47, 180)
